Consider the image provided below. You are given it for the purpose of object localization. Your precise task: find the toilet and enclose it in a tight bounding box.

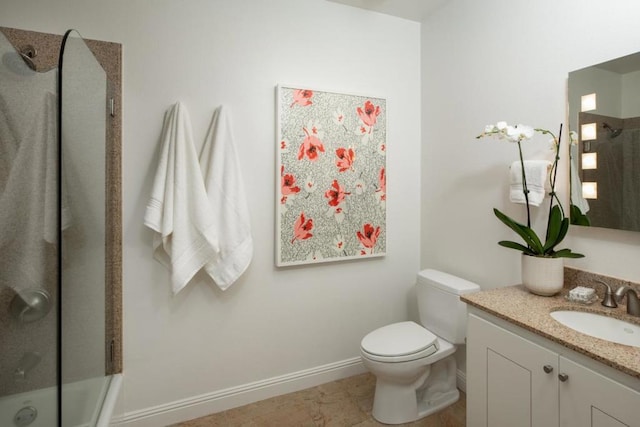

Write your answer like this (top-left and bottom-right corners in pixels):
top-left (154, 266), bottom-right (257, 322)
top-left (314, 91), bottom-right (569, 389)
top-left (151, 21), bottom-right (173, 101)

top-left (360, 269), bottom-right (480, 424)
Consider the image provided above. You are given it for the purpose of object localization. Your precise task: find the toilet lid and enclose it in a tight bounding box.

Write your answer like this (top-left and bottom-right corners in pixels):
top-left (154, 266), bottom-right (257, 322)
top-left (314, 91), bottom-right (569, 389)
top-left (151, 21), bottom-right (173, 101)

top-left (361, 321), bottom-right (437, 357)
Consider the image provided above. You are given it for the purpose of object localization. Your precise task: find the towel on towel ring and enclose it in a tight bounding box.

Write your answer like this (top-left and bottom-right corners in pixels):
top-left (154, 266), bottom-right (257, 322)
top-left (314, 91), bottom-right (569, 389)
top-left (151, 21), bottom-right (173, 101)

top-left (509, 160), bottom-right (552, 207)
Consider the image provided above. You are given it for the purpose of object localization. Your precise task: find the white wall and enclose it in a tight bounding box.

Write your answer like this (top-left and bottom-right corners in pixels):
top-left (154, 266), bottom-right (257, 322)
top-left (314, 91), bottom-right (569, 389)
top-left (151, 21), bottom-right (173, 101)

top-left (421, 0), bottom-right (640, 289)
top-left (1, 0), bottom-right (422, 422)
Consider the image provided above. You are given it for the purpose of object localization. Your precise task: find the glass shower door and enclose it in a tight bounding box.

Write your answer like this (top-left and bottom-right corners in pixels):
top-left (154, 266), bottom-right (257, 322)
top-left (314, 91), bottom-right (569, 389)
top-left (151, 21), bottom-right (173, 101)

top-left (0, 27), bottom-right (116, 426)
top-left (59, 29), bottom-right (110, 427)
top-left (0, 29), bottom-right (60, 427)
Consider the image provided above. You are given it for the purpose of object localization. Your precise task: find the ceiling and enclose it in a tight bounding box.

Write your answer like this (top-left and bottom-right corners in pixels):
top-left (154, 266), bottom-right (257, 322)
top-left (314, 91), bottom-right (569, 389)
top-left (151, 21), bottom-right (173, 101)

top-left (326, 0), bottom-right (448, 22)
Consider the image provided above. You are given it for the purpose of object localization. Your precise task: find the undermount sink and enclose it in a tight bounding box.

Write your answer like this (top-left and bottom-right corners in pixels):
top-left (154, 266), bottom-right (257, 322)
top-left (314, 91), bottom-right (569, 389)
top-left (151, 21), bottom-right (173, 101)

top-left (550, 310), bottom-right (640, 348)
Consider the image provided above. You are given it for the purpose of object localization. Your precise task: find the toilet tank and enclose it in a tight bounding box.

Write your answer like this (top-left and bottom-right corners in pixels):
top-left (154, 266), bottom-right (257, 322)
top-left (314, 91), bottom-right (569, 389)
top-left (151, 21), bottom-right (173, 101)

top-left (416, 269), bottom-right (480, 344)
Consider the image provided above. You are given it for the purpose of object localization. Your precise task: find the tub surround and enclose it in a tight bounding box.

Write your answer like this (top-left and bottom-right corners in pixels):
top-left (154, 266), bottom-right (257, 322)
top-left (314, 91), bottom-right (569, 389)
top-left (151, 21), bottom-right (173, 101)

top-left (461, 267), bottom-right (640, 379)
top-left (0, 26), bottom-right (123, 394)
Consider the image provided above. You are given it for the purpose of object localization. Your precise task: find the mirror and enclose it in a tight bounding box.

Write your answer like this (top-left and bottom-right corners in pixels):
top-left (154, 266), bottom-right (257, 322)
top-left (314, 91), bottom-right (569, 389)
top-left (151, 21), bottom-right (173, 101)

top-left (568, 52), bottom-right (640, 232)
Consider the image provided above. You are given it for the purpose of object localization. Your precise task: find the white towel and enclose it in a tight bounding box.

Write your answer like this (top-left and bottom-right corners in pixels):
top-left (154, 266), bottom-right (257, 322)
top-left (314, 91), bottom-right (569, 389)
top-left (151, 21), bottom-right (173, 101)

top-left (200, 106), bottom-right (253, 291)
top-left (510, 160), bottom-right (551, 207)
top-left (144, 102), bottom-right (220, 294)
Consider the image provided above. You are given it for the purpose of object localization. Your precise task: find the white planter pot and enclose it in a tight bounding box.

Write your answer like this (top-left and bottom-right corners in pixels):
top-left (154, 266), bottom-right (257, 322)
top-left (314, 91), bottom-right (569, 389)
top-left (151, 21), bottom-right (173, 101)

top-left (521, 254), bottom-right (564, 296)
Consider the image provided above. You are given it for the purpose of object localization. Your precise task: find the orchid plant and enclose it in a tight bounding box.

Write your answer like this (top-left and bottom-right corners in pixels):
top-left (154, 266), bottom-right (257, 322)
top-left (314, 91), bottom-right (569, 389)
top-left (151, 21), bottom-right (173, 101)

top-left (477, 122), bottom-right (584, 258)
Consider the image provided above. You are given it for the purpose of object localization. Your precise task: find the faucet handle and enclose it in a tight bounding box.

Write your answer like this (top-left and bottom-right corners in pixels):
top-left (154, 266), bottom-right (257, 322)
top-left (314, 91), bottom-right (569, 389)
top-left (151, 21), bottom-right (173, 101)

top-left (595, 280), bottom-right (617, 308)
top-left (614, 285), bottom-right (628, 303)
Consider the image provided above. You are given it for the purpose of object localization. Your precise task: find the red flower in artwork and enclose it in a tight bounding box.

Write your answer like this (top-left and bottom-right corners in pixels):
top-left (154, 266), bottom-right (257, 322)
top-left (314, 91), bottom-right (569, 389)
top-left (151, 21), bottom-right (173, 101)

top-left (335, 147), bottom-right (355, 172)
top-left (356, 100), bottom-right (381, 127)
top-left (290, 89), bottom-right (313, 107)
top-left (291, 212), bottom-right (314, 244)
top-left (357, 223), bottom-right (381, 250)
top-left (324, 179), bottom-right (350, 207)
top-left (281, 166), bottom-right (301, 196)
top-left (297, 128), bottom-right (325, 161)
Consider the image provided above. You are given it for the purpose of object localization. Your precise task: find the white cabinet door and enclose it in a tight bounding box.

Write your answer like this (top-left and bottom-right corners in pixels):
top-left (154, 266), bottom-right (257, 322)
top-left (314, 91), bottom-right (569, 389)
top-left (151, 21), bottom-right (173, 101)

top-left (559, 356), bottom-right (640, 427)
top-left (467, 314), bottom-right (559, 427)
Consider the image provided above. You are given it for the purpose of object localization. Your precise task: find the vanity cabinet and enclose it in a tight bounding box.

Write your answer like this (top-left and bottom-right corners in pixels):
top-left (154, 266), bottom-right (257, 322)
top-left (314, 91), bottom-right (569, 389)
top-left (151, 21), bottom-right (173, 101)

top-left (467, 313), bottom-right (640, 427)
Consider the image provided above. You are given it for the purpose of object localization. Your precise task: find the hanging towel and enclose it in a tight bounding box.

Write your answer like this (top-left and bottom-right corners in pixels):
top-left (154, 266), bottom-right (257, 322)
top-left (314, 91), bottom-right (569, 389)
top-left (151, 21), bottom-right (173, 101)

top-left (509, 160), bottom-right (551, 207)
top-left (144, 102), bottom-right (220, 294)
top-left (200, 106), bottom-right (253, 291)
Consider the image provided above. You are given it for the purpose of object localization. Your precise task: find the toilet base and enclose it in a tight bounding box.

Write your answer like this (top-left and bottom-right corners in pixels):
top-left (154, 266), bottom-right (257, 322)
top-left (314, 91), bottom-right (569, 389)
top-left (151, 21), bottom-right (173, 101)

top-left (416, 387), bottom-right (459, 419)
top-left (370, 353), bottom-right (459, 425)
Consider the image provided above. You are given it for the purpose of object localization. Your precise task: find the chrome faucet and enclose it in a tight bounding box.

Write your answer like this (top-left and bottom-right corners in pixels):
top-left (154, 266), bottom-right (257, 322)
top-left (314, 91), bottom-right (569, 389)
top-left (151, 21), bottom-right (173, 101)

top-left (595, 280), bottom-right (617, 308)
top-left (614, 285), bottom-right (640, 317)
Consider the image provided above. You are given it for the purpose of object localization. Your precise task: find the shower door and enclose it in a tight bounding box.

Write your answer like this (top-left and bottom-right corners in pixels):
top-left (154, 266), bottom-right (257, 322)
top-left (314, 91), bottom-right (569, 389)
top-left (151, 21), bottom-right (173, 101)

top-left (0, 29), bottom-right (60, 426)
top-left (0, 27), bottom-right (116, 427)
top-left (59, 29), bottom-right (112, 426)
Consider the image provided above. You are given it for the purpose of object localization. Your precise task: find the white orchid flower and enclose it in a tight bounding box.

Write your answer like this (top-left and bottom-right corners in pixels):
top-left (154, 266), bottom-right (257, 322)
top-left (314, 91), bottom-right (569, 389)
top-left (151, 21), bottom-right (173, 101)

top-left (506, 124), bottom-right (534, 142)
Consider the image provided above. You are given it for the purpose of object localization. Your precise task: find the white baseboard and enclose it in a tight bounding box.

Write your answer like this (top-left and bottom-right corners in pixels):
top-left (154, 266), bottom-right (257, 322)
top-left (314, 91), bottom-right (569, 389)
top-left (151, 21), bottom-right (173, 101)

top-left (456, 368), bottom-right (467, 393)
top-left (114, 357), bottom-right (366, 426)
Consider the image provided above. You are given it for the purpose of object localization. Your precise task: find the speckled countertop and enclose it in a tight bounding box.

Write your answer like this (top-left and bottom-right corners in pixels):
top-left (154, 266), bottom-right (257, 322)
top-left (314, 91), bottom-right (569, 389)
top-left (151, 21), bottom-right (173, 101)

top-left (462, 284), bottom-right (640, 379)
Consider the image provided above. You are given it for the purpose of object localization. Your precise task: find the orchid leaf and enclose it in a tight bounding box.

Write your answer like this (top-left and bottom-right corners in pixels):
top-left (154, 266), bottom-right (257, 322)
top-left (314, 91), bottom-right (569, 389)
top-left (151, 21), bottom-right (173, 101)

top-left (544, 205), bottom-right (562, 243)
top-left (493, 208), bottom-right (544, 253)
top-left (555, 217), bottom-right (569, 247)
top-left (553, 248), bottom-right (585, 258)
top-left (543, 205), bottom-right (565, 252)
top-left (570, 204), bottom-right (591, 226)
top-left (498, 240), bottom-right (536, 255)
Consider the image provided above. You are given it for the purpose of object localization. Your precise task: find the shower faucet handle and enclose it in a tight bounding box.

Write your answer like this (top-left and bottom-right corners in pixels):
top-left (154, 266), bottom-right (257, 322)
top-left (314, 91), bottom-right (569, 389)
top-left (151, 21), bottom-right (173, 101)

top-left (10, 289), bottom-right (51, 323)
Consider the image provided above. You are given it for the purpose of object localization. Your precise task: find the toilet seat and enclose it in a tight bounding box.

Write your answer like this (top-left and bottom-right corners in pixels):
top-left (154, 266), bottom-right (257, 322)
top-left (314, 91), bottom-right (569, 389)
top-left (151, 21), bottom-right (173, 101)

top-left (360, 321), bottom-right (439, 363)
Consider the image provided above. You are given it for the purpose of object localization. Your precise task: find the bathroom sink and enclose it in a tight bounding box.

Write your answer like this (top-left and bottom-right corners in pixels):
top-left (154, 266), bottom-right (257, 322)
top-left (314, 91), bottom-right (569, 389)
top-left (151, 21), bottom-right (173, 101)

top-left (550, 310), bottom-right (640, 348)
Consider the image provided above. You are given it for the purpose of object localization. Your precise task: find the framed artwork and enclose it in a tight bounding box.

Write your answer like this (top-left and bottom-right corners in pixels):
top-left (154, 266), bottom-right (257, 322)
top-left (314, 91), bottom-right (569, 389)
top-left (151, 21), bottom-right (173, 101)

top-left (276, 85), bottom-right (387, 266)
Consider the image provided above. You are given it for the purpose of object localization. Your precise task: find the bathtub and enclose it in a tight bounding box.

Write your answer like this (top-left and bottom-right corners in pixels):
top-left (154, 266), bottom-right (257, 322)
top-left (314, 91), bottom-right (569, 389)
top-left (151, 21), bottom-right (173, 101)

top-left (0, 374), bottom-right (122, 427)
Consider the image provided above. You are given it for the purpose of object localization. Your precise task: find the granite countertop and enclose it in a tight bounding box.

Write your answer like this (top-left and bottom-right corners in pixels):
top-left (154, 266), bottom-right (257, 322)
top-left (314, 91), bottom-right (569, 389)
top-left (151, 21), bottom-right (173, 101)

top-left (462, 284), bottom-right (640, 379)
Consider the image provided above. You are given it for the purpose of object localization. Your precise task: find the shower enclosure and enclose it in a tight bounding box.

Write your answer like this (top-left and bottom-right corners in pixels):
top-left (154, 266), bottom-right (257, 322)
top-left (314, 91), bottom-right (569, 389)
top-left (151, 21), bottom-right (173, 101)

top-left (0, 27), bottom-right (122, 426)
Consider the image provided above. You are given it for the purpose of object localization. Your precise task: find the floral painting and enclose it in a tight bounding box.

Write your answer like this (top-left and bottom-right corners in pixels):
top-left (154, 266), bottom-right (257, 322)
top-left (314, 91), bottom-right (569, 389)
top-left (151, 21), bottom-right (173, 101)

top-left (276, 85), bottom-right (386, 266)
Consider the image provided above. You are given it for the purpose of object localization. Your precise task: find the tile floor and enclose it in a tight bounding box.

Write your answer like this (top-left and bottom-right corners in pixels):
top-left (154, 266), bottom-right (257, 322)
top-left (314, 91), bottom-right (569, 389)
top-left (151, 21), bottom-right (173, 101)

top-left (174, 373), bottom-right (466, 426)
